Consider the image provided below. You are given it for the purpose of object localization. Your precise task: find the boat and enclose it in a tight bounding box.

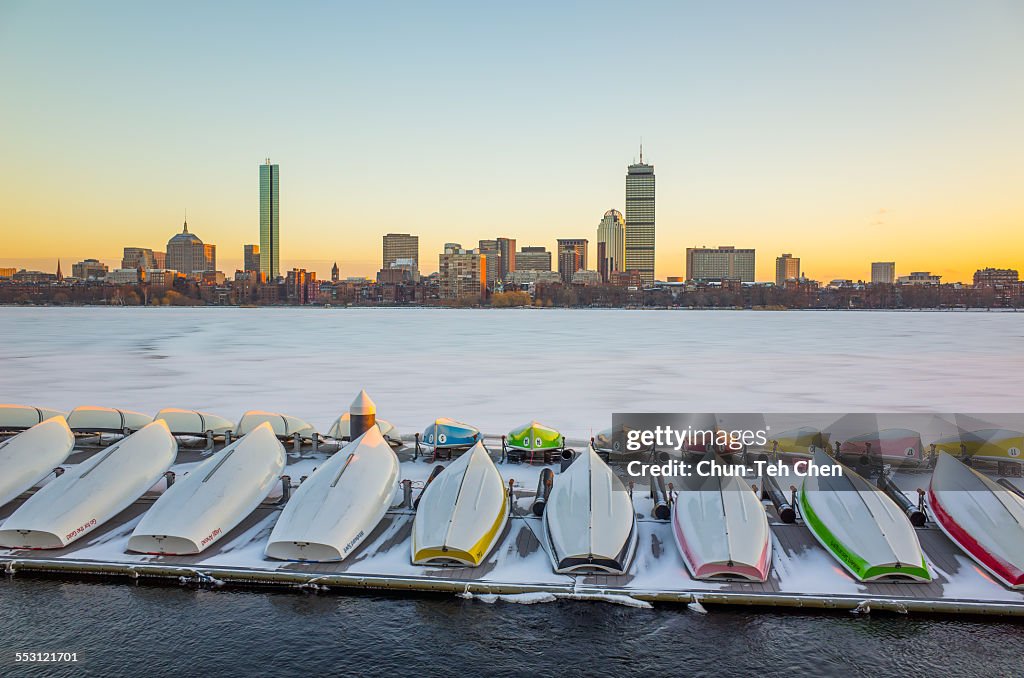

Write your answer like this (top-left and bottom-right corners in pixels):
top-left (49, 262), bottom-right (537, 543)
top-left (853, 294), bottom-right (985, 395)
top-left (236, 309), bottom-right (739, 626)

top-left (154, 408), bottom-right (235, 436)
top-left (0, 404), bottom-right (66, 432)
top-left (671, 453), bottom-right (772, 581)
top-left (928, 452), bottom-right (1024, 589)
top-left (0, 420), bottom-right (177, 549)
top-left (66, 406), bottom-right (153, 433)
top-left (127, 422), bottom-right (285, 555)
top-left (420, 417), bottom-right (480, 450)
top-left (236, 410), bottom-right (316, 441)
top-left (932, 429), bottom-right (1023, 466)
top-left (593, 425), bottom-right (653, 456)
top-left (266, 425), bottom-right (400, 562)
top-left (506, 421), bottom-right (562, 453)
top-left (799, 448), bottom-right (930, 582)
top-left (768, 426), bottom-right (830, 461)
top-left (411, 441), bottom-right (508, 566)
top-left (326, 412), bottom-right (401, 447)
top-left (543, 445), bottom-right (638, 574)
top-left (0, 417), bottom-right (76, 509)
top-left (838, 428), bottom-right (924, 466)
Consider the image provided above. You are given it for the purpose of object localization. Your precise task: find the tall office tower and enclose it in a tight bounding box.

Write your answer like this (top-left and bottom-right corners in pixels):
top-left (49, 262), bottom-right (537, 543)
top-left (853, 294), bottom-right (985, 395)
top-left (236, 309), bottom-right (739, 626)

top-left (383, 233), bottom-right (419, 271)
top-left (259, 159), bottom-right (280, 280)
top-left (244, 244), bottom-right (260, 273)
top-left (122, 247), bottom-right (156, 270)
top-left (596, 209), bottom-right (625, 282)
top-left (685, 246), bottom-right (755, 282)
top-left (556, 238), bottom-right (588, 283)
top-left (625, 147), bottom-right (655, 284)
top-left (477, 239), bottom-right (502, 288)
top-left (871, 261), bottom-right (896, 284)
top-left (167, 220), bottom-right (215, 276)
top-left (497, 237), bottom-right (516, 277)
top-left (775, 253), bottom-right (800, 285)
top-left (517, 246), bottom-right (551, 272)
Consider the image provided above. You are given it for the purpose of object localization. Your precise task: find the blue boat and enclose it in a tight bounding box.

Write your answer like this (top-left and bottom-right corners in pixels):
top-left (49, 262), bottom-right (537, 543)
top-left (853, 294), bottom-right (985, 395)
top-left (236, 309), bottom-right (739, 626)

top-left (421, 418), bottom-right (480, 449)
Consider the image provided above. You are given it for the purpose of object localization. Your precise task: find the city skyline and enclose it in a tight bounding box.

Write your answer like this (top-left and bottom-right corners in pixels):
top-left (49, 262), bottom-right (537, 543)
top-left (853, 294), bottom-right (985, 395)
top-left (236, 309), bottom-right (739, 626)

top-left (2, 2), bottom-right (1022, 282)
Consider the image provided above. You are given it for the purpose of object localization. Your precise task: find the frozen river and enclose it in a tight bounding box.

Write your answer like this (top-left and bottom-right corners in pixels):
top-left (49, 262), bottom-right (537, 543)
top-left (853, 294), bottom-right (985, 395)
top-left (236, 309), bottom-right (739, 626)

top-left (1, 307), bottom-right (1021, 440)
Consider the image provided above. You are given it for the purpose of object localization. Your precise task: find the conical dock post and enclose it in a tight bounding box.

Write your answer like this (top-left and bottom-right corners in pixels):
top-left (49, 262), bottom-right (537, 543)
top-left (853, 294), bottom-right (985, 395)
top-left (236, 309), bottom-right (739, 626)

top-left (350, 390), bottom-right (376, 440)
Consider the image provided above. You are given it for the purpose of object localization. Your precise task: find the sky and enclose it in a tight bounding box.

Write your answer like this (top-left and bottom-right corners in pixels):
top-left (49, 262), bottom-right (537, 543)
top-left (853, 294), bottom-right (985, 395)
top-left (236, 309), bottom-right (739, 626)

top-left (1, 1), bottom-right (1022, 282)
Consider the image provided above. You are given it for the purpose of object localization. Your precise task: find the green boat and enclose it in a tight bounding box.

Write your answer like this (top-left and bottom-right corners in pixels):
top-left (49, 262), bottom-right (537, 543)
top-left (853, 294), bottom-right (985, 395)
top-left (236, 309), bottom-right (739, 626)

top-left (799, 448), bottom-right (930, 582)
top-left (507, 421), bottom-right (563, 453)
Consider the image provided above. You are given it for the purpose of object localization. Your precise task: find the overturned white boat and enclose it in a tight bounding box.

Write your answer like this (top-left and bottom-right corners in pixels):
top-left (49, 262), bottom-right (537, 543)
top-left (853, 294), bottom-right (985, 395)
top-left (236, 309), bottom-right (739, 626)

top-left (544, 446), bottom-right (638, 574)
top-left (0, 404), bottom-right (66, 432)
top-left (266, 426), bottom-right (400, 562)
top-left (237, 411), bottom-right (316, 441)
top-left (326, 412), bottom-right (401, 447)
top-left (672, 453), bottom-right (772, 581)
top-left (412, 441), bottom-right (508, 566)
top-left (127, 423), bottom-right (285, 555)
top-left (66, 406), bottom-right (153, 433)
top-left (0, 417), bottom-right (75, 509)
top-left (154, 408), bottom-right (234, 436)
top-left (0, 420), bottom-right (177, 549)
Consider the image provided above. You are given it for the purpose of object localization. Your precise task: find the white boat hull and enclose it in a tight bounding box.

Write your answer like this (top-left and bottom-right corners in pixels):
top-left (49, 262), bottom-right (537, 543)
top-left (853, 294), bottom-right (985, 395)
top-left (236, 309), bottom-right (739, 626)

top-left (0, 420), bottom-right (177, 549)
top-left (544, 446), bottom-right (638, 574)
top-left (128, 423), bottom-right (285, 555)
top-left (0, 418), bottom-right (75, 509)
top-left (266, 426), bottom-right (400, 562)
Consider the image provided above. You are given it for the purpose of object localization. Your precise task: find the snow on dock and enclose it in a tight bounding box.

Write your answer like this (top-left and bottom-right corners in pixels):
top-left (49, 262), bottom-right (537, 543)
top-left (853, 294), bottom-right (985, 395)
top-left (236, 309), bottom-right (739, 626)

top-left (2, 438), bottom-right (1024, 616)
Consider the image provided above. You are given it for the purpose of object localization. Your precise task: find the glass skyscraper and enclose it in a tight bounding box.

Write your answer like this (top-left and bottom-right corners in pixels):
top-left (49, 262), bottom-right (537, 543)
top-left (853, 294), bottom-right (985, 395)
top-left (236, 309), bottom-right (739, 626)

top-left (259, 159), bottom-right (280, 280)
top-left (625, 148), bottom-right (655, 284)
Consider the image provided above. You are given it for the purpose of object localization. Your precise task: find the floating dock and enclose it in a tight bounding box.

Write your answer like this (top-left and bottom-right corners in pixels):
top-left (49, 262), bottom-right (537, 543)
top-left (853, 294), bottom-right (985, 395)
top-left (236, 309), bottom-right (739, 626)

top-left (3, 436), bottom-right (1024, 616)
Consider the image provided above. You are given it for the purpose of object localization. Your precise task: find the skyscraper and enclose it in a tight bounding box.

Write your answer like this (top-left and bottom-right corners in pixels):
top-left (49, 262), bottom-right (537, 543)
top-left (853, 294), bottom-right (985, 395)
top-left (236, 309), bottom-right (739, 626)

top-left (596, 209), bottom-right (625, 282)
top-left (243, 244), bottom-right (260, 274)
top-left (556, 238), bottom-right (588, 283)
top-left (383, 233), bottom-right (419, 271)
top-left (517, 246), bottom-right (551, 271)
top-left (259, 159), bottom-right (280, 280)
top-left (167, 220), bottom-right (215, 277)
top-left (625, 147), bottom-right (655, 284)
top-left (775, 253), bottom-right (800, 285)
top-left (497, 237), bottom-right (516, 278)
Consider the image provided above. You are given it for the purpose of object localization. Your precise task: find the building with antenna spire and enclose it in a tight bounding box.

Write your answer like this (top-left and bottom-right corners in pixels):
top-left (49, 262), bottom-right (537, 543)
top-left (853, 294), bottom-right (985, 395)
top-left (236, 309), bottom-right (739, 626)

top-left (167, 218), bottom-right (215, 277)
top-left (625, 144), bottom-right (656, 285)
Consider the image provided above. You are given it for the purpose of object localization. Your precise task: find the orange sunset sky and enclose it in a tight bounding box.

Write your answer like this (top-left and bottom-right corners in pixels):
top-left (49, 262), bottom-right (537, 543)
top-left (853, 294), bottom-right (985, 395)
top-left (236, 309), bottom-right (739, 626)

top-left (1, 2), bottom-right (1022, 283)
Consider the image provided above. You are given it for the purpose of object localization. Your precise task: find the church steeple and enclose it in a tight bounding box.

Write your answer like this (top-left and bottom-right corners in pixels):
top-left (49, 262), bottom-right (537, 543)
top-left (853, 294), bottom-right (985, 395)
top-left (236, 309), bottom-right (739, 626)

top-left (56, 259), bottom-right (63, 281)
top-left (331, 261), bottom-right (340, 282)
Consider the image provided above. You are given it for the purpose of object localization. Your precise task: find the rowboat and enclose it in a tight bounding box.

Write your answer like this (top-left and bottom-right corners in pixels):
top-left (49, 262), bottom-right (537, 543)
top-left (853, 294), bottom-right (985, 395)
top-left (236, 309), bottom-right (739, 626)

top-left (0, 404), bottom-right (66, 432)
top-left (839, 428), bottom-right (923, 466)
top-left (671, 453), bottom-right (771, 581)
top-left (420, 418), bottom-right (480, 450)
top-left (127, 422), bottom-right (285, 555)
top-left (154, 408), bottom-right (234, 436)
top-left (236, 411), bottom-right (316, 441)
top-left (543, 445), bottom-right (638, 574)
top-left (0, 420), bottom-right (177, 549)
top-left (411, 441), bottom-right (508, 566)
top-left (799, 448), bottom-right (930, 582)
top-left (326, 412), bottom-right (401, 447)
top-left (768, 427), bottom-right (830, 461)
top-left (266, 426), bottom-right (400, 562)
top-left (506, 421), bottom-right (562, 453)
top-left (932, 429), bottom-right (1023, 466)
top-left (66, 406), bottom-right (153, 433)
top-left (928, 452), bottom-right (1024, 589)
top-left (0, 417), bottom-right (75, 509)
